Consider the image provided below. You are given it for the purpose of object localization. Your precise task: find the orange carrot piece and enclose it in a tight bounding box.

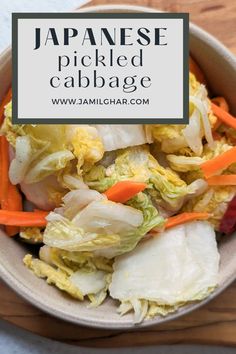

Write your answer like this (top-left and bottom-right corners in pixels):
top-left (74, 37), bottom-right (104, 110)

top-left (0, 136), bottom-right (8, 235)
top-left (212, 97), bottom-right (229, 130)
top-left (104, 181), bottom-right (147, 203)
top-left (165, 212), bottom-right (210, 230)
top-left (212, 97), bottom-right (229, 112)
top-left (0, 210), bottom-right (48, 227)
top-left (206, 175), bottom-right (236, 186)
top-left (3, 183), bottom-right (22, 211)
top-left (189, 56), bottom-right (206, 84)
top-left (0, 136), bottom-right (23, 236)
top-left (200, 146), bottom-right (236, 178)
top-left (0, 136), bottom-right (10, 206)
top-left (4, 184), bottom-right (23, 236)
top-left (0, 87), bottom-right (12, 125)
top-left (211, 102), bottom-right (236, 130)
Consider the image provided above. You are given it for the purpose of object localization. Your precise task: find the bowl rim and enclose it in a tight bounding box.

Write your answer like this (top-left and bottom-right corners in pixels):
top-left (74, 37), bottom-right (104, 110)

top-left (0, 3), bottom-right (236, 330)
top-left (0, 253), bottom-right (235, 330)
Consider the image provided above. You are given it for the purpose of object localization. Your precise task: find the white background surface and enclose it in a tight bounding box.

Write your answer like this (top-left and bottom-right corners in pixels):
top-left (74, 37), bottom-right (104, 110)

top-left (0, 1), bottom-right (235, 353)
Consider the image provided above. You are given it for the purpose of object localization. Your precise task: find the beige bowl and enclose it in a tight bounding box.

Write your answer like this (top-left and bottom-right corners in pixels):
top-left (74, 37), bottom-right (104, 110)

top-left (0, 4), bottom-right (236, 329)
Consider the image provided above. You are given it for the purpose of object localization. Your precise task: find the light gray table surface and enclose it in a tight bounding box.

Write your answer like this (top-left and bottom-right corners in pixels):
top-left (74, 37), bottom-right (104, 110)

top-left (0, 1), bottom-right (235, 353)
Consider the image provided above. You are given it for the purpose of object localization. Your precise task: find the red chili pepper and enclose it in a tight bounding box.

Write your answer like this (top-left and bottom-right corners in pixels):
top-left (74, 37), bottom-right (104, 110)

top-left (219, 196), bottom-right (236, 234)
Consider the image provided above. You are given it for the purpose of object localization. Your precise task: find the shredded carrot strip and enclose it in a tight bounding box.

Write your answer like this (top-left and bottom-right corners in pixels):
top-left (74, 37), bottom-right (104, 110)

top-left (104, 181), bottom-right (147, 203)
top-left (0, 87), bottom-right (12, 125)
top-left (200, 146), bottom-right (236, 178)
top-left (212, 97), bottom-right (229, 112)
top-left (206, 175), bottom-right (236, 186)
top-left (165, 212), bottom-right (210, 230)
top-left (0, 210), bottom-right (48, 227)
top-left (212, 97), bottom-right (229, 130)
top-left (0, 136), bottom-right (23, 236)
top-left (4, 183), bottom-right (23, 236)
top-left (0, 136), bottom-right (10, 206)
top-left (212, 102), bottom-right (236, 130)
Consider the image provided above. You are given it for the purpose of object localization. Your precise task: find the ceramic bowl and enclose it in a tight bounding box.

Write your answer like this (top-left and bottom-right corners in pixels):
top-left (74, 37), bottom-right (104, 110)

top-left (0, 4), bottom-right (236, 329)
